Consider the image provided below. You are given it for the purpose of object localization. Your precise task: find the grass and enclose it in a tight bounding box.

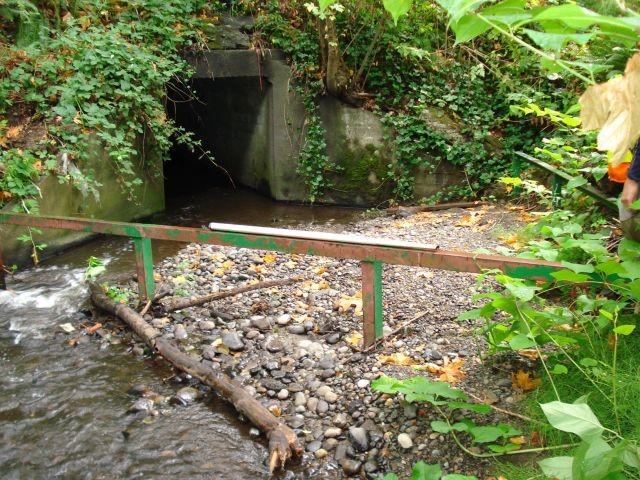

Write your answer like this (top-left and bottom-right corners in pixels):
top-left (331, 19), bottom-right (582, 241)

top-left (494, 316), bottom-right (640, 480)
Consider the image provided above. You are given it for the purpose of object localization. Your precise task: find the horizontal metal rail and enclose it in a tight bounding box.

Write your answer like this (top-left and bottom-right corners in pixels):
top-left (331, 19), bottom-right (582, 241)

top-left (0, 212), bottom-right (562, 347)
top-left (514, 151), bottom-right (617, 211)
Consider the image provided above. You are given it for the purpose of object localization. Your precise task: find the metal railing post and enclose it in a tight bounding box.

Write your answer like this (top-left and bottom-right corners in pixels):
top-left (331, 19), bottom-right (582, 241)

top-left (361, 260), bottom-right (384, 348)
top-left (551, 174), bottom-right (562, 209)
top-left (133, 237), bottom-right (155, 303)
top-left (0, 240), bottom-right (6, 290)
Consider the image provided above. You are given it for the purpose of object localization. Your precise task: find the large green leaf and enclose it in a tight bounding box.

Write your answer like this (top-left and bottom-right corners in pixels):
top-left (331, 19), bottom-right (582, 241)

top-left (318, 0), bottom-right (336, 12)
top-left (382, 0), bottom-right (413, 24)
top-left (469, 426), bottom-right (504, 443)
top-left (442, 475), bottom-right (478, 480)
top-left (451, 14), bottom-right (491, 43)
top-left (508, 333), bottom-right (536, 350)
top-left (435, 0), bottom-right (490, 23)
top-left (538, 456), bottom-right (574, 480)
top-left (411, 462), bottom-right (442, 480)
top-left (533, 4), bottom-right (635, 32)
top-left (540, 401), bottom-right (604, 441)
top-left (551, 270), bottom-right (590, 283)
top-left (481, 0), bottom-right (530, 26)
top-left (523, 29), bottom-right (593, 52)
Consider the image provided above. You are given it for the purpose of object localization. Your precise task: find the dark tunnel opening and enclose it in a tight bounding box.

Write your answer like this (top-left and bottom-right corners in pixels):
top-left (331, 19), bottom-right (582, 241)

top-left (164, 76), bottom-right (270, 197)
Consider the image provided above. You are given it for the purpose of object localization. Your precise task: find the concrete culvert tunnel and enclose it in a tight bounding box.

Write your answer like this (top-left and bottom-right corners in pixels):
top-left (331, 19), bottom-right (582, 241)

top-left (164, 49), bottom-right (306, 202)
top-left (165, 75), bottom-right (271, 196)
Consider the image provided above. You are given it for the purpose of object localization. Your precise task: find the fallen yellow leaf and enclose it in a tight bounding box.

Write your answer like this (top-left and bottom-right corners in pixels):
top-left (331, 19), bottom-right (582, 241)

top-left (379, 353), bottom-right (418, 366)
top-left (345, 331), bottom-right (363, 347)
top-left (263, 253), bottom-right (277, 264)
top-left (511, 370), bottom-right (541, 392)
top-left (417, 358), bottom-right (466, 383)
top-left (509, 436), bottom-right (527, 445)
top-left (338, 292), bottom-right (363, 316)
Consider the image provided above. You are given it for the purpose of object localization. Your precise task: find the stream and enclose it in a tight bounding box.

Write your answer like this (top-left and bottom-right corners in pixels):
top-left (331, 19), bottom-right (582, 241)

top-left (0, 187), bottom-right (360, 479)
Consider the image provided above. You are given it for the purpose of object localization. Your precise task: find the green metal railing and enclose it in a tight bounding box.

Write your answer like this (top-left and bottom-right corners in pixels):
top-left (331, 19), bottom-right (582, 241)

top-left (0, 213), bottom-right (562, 347)
top-left (513, 151), bottom-right (617, 211)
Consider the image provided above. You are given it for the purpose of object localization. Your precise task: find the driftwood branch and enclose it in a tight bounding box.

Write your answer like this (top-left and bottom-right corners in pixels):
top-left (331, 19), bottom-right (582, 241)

top-left (161, 276), bottom-right (304, 313)
top-left (90, 283), bottom-right (303, 472)
top-left (387, 201), bottom-right (488, 216)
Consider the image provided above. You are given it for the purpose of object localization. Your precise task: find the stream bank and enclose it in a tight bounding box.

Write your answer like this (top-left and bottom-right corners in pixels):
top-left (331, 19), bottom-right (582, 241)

top-left (84, 202), bottom-right (532, 478)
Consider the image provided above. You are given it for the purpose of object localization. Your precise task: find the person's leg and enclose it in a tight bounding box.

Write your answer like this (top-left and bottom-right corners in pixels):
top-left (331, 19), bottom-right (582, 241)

top-left (622, 178), bottom-right (640, 208)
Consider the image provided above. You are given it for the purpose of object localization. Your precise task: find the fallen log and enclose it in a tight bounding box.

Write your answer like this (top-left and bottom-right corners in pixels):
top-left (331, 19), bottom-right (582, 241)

top-left (90, 283), bottom-right (303, 472)
top-left (161, 276), bottom-right (304, 313)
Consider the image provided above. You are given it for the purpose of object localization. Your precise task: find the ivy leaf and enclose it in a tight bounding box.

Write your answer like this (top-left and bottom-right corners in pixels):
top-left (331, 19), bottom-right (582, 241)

top-left (613, 324), bottom-right (635, 335)
top-left (565, 175), bottom-right (588, 191)
top-left (410, 461), bottom-right (442, 480)
top-left (538, 456), bottom-right (574, 480)
top-left (382, 0), bottom-right (413, 24)
top-left (540, 401), bottom-right (604, 441)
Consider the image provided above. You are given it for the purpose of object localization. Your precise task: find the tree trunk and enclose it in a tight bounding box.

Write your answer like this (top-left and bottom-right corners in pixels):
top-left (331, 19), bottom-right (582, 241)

top-left (89, 283), bottom-right (303, 472)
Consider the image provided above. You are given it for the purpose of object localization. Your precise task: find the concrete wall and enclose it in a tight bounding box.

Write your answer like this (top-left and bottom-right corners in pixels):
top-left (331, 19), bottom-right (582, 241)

top-left (1, 140), bottom-right (164, 266)
top-left (186, 49), bottom-right (465, 206)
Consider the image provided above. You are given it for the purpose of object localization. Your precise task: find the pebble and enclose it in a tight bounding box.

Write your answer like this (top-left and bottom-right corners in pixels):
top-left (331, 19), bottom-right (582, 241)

top-left (199, 320), bottom-right (216, 330)
top-left (356, 379), bottom-right (370, 389)
top-left (266, 338), bottom-right (284, 353)
top-left (176, 387), bottom-right (199, 404)
top-left (324, 427), bottom-right (342, 438)
top-left (277, 389), bottom-right (289, 400)
top-left (307, 440), bottom-right (322, 453)
top-left (324, 391), bottom-right (338, 403)
top-left (340, 459), bottom-right (362, 477)
top-left (348, 426), bottom-right (369, 452)
top-left (250, 316), bottom-right (271, 331)
top-left (129, 398), bottom-right (154, 413)
top-left (222, 332), bottom-right (245, 351)
top-left (287, 324), bottom-right (306, 334)
top-left (276, 314), bottom-right (291, 326)
top-left (173, 324), bottom-right (188, 340)
top-left (315, 448), bottom-right (328, 459)
top-left (398, 433), bottom-right (413, 449)
top-left (294, 392), bottom-right (306, 407)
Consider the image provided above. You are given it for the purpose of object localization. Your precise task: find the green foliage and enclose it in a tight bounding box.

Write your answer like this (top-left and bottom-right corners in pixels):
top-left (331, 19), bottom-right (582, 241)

top-left (372, 375), bottom-right (524, 456)
top-left (380, 461), bottom-right (479, 480)
top-left (0, 0), bottom-right (208, 212)
top-left (297, 97), bottom-right (333, 202)
top-left (84, 256), bottom-right (105, 280)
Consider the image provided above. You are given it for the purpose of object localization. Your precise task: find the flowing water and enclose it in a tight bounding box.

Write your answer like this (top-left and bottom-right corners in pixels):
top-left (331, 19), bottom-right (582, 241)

top-left (0, 187), bottom-right (360, 479)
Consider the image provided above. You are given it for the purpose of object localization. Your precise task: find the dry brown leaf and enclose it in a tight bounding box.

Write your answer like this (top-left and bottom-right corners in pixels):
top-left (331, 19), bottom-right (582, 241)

top-left (337, 292), bottom-right (363, 316)
top-left (530, 431), bottom-right (542, 447)
top-left (379, 353), bottom-right (418, 366)
top-left (511, 370), bottom-right (541, 392)
top-left (580, 53), bottom-right (640, 167)
top-left (418, 358), bottom-right (466, 383)
top-left (517, 349), bottom-right (541, 360)
top-left (6, 125), bottom-right (23, 139)
top-left (268, 405), bottom-right (281, 417)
